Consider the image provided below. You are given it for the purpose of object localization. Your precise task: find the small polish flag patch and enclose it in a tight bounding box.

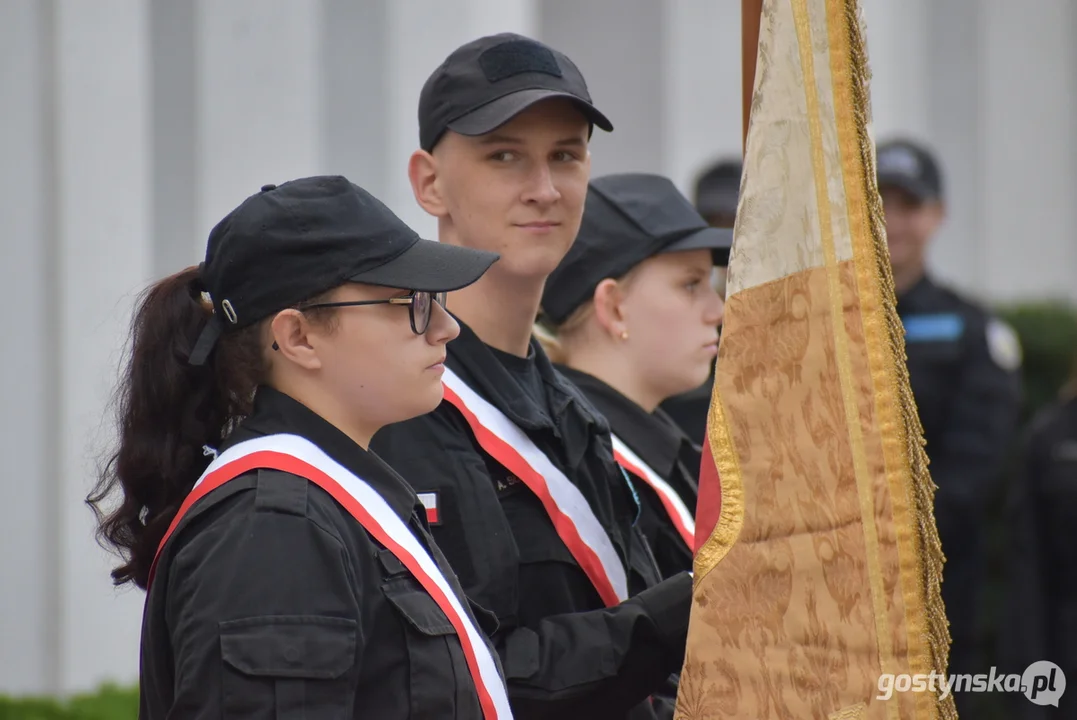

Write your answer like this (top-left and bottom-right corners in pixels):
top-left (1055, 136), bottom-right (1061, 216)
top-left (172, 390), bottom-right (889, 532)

top-left (418, 492), bottom-right (440, 525)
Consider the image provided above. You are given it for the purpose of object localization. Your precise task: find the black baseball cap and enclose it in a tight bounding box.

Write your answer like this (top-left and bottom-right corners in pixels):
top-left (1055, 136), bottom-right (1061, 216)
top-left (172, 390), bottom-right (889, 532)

top-left (542, 173), bottom-right (733, 325)
top-left (418, 33), bottom-right (613, 152)
top-left (694, 158), bottom-right (743, 220)
top-left (876, 139), bottom-right (944, 202)
top-left (188, 175), bottom-right (498, 365)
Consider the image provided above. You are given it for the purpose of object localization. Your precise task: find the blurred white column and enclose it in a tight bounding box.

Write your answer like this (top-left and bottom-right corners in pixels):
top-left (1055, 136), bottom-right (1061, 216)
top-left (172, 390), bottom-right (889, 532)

top-left (384, 0), bottom-right (538, 239)
top-left (539, 0), bottom-right (664, 179)
top-left (53, 0), bottom-right (153, 692)
top-left (980, 0), bottom-right (1077, 303)
top-left (859, 0), bottom-right (983, 294)
top-left (193, 0), bottom-right (325, 242)
top-left (661, 0), bottom-right (742, 196)
top-left (321, 0), bottom-right (392, 203)
top-left (922, 0), bottom-right (985, 296)
top-left (151, 0), bottom-right (197, 278)
top-left (0, 0), bottom-right (58, 694)
top-left (862, 0), bottom-right (932, 141)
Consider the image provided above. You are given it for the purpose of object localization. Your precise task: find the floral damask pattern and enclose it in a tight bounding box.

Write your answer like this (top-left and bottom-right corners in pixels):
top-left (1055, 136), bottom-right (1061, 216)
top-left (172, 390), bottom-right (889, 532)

top-left (727, 0), bottom-right (855, 299)
top-left (680, 260), bottom-right (924, 719)
top-left (678, 0), bottom-right (945, 715)
top-left (682, 264), bottom-right (868, 719)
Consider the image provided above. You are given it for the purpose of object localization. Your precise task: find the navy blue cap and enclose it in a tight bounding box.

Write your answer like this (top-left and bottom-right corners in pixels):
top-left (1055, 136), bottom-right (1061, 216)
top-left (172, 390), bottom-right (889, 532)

top-left (876, 139), bottom-right (943, 202)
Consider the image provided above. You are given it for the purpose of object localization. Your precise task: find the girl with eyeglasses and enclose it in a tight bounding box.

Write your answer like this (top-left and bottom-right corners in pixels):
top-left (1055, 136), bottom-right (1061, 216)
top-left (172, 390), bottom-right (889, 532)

top-left (87, 176), bottom-right (513, 719)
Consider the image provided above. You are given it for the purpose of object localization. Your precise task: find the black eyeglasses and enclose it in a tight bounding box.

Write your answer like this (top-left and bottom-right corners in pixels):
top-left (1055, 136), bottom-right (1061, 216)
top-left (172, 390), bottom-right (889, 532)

top-left (299, 290), bottom-right (448, 335)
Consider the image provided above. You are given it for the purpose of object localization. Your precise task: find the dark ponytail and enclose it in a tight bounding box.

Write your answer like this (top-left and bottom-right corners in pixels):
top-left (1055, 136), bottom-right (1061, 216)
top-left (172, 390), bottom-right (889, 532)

top-left (87, 266), bottom-right (267, 589)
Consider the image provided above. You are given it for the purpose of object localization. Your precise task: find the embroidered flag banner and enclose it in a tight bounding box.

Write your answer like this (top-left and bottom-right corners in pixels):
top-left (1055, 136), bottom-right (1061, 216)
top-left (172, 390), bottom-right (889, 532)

top-left (676, 0), bottom-right (953, 718)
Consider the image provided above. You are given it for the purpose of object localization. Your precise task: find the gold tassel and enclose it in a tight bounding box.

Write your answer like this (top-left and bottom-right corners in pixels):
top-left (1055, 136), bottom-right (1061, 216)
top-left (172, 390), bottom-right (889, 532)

top-left (843, 2), bottom-right (956, 717)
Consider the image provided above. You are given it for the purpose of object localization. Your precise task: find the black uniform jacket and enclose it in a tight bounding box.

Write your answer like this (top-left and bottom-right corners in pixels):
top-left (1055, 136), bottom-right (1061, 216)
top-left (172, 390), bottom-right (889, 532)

top-left (999, 395), bottom-right (1077, 720)
top-left (556, 365), bottom-right (700, 579)
top-left (897, 275), bottom-right (1022, 672)
top-left (371, 320), bottom-right (692, 720)
top-left (658, 370), bottom-right (713, 449)
top-left (139, 386), bottom-right (504, 720)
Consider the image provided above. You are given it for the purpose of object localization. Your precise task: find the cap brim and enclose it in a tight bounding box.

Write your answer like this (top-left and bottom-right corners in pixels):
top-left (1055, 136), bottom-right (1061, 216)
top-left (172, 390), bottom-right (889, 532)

top-left (661, 226), bottom-right (734, 266)
top-left (877, 173), bottom-right (934, 202)
top-left (447, 88), bottom-right (614, 137)
top-left (348, 239), bottom-right (499, 293)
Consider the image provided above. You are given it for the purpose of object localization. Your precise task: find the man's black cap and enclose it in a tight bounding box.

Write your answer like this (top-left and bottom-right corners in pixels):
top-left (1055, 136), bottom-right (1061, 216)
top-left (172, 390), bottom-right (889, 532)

top-left (876, 139), bottom-right (944, 202)
top-left (418, 32), bottom-right (613, 152)
top-left (542, 173), bottom-right (733, 326)
top-left (693, 158), bottom-right (743, 220)
top-left (188, 175), bottom-right (498, 365)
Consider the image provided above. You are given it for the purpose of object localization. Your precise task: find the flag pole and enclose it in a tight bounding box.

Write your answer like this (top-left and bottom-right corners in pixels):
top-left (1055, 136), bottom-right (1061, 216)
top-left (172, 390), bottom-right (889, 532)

top-left (742, 0), bottom-right (763, 151)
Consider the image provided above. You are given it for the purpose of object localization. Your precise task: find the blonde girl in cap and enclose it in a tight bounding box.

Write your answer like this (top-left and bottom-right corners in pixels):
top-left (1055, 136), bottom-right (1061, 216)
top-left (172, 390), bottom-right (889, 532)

top-left (538, 172), bottom-right (730, 579)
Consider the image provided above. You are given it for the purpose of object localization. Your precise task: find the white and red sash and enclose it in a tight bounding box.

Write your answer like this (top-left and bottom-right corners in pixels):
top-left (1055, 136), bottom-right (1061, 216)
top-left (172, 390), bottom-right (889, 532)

top-left (149, 434), bottom-right (512, 720)
top-left (609, 434), bottom-right (696, 549)
top-left (441, 367), bottom-right (629, 608)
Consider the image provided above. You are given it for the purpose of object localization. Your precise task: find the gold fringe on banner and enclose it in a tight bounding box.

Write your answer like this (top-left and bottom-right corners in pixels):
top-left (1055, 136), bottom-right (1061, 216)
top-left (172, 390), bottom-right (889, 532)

top-left (837, 2), bottom-right (955, 717)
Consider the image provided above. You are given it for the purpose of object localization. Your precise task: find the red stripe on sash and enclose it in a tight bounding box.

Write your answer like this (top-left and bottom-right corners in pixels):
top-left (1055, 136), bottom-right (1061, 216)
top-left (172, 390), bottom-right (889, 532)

top-left (149, 447), bottom-right (508, 719)
top-left (612, 448), bottom-right (695, 549)
top-left (441, 383), bottom-right (625, 607)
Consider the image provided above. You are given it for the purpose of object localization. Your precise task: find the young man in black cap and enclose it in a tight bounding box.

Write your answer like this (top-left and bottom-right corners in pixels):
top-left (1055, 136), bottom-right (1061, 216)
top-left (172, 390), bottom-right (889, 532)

top-left (372, 33), bottom-right (691, 720)
top-left (877, 138), bottom-right (1023, 701)
top-left (538, 173), bottom-right (731, 579)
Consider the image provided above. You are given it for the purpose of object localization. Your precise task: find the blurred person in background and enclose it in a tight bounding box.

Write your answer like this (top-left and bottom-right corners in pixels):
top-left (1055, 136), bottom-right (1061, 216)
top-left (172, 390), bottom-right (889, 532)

top-left (877, 138), bottom-right (1023, 703)
top-left (658, 158), bottom-right (740, 447)
top-left (1000, 352), bottom-right (1077, 719)
top-left (538, 173), bottom-right (731, 578)
top-left (692, 158), bottom-right (742, 230)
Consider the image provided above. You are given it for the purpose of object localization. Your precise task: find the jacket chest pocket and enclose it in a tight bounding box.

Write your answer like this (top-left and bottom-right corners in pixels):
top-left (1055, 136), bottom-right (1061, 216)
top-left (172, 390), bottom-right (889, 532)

top-left (380, 567), bottom-right (483, 718)
top-left (219, 615), bottom-right (358, 719)
top-left (499, 488), bottom-right (618, 618)
top-left (500, 485), bottom-right (579, 568)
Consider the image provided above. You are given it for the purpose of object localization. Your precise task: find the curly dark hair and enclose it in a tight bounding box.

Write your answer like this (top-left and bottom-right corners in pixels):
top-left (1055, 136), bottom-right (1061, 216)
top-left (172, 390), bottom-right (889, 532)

top-left (86, 266), bottom-right (267, 589)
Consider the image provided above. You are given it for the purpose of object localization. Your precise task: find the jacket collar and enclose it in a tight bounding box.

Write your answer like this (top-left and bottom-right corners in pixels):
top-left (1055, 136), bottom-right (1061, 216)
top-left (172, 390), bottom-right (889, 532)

top-left (228, 385), bottom-right (423, 523)
top-left (555, 365), bottom-right (689, 481)
top-left (445, 319), bottom-right (608, 469)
